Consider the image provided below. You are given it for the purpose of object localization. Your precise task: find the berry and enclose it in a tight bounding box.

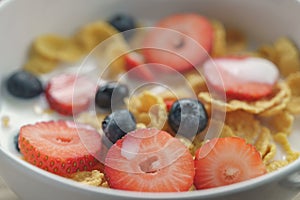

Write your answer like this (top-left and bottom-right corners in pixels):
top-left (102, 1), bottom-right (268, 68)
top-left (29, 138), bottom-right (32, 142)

top-left (19, 121), bottom-right (102, 177)
top-left (102, 110), bottom-right (136, 144)
top-left (95, 82), bottom-right (129, 109)
top-left (203, 57), bottom-right (279, 101)
top-left (168, 99), bottom-right (208, 139)
top-left (108, 13), bottom-right (136, 33)
top-left (6, 70), bottom-right (43, 99)
top-left (143, 13), bottom-right (213, 72)
top-left (194, 137), bottom-right (267, 189)
top-left (164, 99), bottom-right (176, 112)
top-left (104, 128), bottom-right (195, 192)
top-left (45, 74), bottom-right (95, 116)
top-left (14, 133), bottom-right (20, 152)
top-left (124, 52), bottom-right (155, 81)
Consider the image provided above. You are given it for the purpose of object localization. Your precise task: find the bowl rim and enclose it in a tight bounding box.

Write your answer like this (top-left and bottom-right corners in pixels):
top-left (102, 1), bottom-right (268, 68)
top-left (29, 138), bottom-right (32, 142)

top-left (1, 146), bottom-right (300, 199)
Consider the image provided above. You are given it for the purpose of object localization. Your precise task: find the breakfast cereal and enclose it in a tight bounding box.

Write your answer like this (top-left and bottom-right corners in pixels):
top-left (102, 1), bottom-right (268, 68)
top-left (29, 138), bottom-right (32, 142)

top-left (259, 37), bottom-right (300, 77)
top-left (11, 12), bottom-right (300, 191)
top-left (264, 111), bottom-right (294, 135)
top-left (127, 91), bottom-right (167, 129)
top-left (70, 170), bottom-right (108, 187)
top-left (263, 144), bottom-right (276, 165)
top-left (198, 81), bottom-right (291, 114)
top-left (33, 34), bottom-right (84, 62)
top-left (286, 72), bottom-right (300, 114)
top-left (24, 51), bottom-right (59, 74)
top-left (74, 21), bottom-right (118, 52)
top-left (254, 127), bottom-right (272, 158)
top-left (211, 20), bottom-right (227, 57)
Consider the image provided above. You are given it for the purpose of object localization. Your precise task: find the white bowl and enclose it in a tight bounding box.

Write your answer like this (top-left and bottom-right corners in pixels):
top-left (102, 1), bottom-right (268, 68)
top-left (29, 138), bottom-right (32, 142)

top-left (0, 0), bottom-right (300, 199)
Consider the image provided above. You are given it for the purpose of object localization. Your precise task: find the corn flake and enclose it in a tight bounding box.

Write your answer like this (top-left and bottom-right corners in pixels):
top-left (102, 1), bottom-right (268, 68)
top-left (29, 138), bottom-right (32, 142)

top-left (274, 133), bottom-right (300, 162)
top-left (225, 111), bottom-right (262, 145)
top-left (286, 72), bottom-right (300, 96)
top-left (265, 133), bottom-right (300, 172)
top-left (136, 123), bottom-right (147, 129)
top-left (75, 21), bottom-right (118, 52)
top-left (211, 20), bottom-right (227, 57)
top-left (127, 91), bottom-right (168, 130)
top-left (23, 53), bottom-right (58, 74)
top-left (266, 160), bottom-right (289, 172)
top-left (70, 170), bottom-right (108, 187)
top-left (258, 92), bottom-right (291, 117)
top-left (274, 38), bottom-right (300, 77)
top-left (184, 71), bottom-right (208, 94)
top-left (287, 97), bottom-right (300, 115)
top-left (259, 37), bottom-right (300, 77)
top-left (176, 135), bottom-right (195, 154)
top-left (33, 35), bottom-right (84, 62)
top-left (265, 111), bottom-right (294, 135)
top-left (263, 144), bottom-right (277, 166)
top-left (254, 127), bottom-right (272, 157)
top-left (259, 44), bottom-right (277, 62)
top-left (286, 72), bottom-right (300, 115)
top-left (219, 124), bottom-right (235, 138)
top-left (225, 28), bottom-right (247, 53)
top-left (198, 81), bottom-right (290, 114)
top-left (1, 115), bottom-right (10, 128)
top-left (102, 39), bottom-right (128, 79)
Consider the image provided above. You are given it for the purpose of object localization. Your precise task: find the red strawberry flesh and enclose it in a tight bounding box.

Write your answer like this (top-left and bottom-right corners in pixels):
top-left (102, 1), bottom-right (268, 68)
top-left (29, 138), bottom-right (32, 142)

top-left (203, 57), bottom-right (279, 101)
top-left (104, 128), bottom-right (195, 192)
top-left (19, 121), bottom-right (102, 177)
top-left (194, 137), bottom-right (267, 189)
top-left (143, 13), bottom-right (213, 72)
top-left (124, 52), bottom-right (155, 81)
top-left (45, 74), bottom-right (95, 116)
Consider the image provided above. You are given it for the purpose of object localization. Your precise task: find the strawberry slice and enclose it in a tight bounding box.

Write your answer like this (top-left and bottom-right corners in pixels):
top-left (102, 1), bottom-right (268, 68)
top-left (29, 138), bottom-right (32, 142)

top-left (104, 128), bottom-right (195, 192)
top-left (194, 137), bottom-right (267, 189)
top-left (203, 57), bottom-right (279, 101)
top-left (164, 98), bottom-right (176, 112)
top-left (45, 73), bottom-right (95, 116)
top-left (143, 13), bottom-right (213, 72)
top-left (124, 52), bottom-right (155, 81)
top-left (19, 121), bottom-right (102, 177)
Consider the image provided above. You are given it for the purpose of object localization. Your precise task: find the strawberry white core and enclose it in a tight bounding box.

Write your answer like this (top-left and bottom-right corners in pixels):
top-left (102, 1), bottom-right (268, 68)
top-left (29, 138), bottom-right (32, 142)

top-left (203, 57), bottom-right (279, 86)
top-left (121, 136), bottom-right (141, 160)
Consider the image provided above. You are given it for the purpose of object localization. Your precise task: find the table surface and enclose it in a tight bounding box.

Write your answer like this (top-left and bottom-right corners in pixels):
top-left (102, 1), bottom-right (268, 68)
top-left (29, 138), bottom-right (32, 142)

top-left (0, 176), bottom-right (299, 200)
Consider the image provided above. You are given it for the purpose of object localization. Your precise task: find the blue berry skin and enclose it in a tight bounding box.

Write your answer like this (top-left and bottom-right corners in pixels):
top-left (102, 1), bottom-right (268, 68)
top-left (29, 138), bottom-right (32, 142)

top-left (95, 82), bottom-right (129, 110)
top-left (14, 133), bottom-right (20, 152)
top-left (6, 71), bottom-right (43, 99)
top-left (102, 110), bottom-right (136, 144)
top-left (168, 99), bottom-right (208, 139)
top-left (108, 13), bottom-right (136, 33)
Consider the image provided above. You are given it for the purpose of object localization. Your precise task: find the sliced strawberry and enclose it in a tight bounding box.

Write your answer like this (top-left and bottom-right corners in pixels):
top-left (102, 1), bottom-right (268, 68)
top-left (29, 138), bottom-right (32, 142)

top-left (164, 98), bottom-right (176, 112)
top-left (143, 13), bottom-right (213, 72)
top-left (124, 52), bottom-right (145, 70)
top-left (19, 121), bottom-right (102, 177)
top-left (203, 57), bottom-right (279, 101)
top-left (45, 73), bottom-right (95, 116)
top-left (194, 137), bottom-right (267, 189)
top-left (104, 128), bottom-right (195, 192)
top-left (124, 52), bottom-right (155, 81)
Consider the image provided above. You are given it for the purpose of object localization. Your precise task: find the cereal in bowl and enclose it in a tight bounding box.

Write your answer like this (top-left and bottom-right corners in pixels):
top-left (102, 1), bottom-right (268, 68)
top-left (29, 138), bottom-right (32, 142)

top-left (4, 12), bottom-right (300, 192)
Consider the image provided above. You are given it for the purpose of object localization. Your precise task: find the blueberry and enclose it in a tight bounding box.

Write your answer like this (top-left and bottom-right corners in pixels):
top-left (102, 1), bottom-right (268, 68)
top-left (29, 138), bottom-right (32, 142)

top-left (102, 110), bottom-right (136, 144)
top-left (108, 13), bottom-right (136, 33)
top-left (168, 99), bottom-right (208, 139)
top-left (95, 82), bottom-right (129, 109)
top-left (6, 70), bottom-right (43, 99)
top-left (14, 133), bottom-right (20, 152)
